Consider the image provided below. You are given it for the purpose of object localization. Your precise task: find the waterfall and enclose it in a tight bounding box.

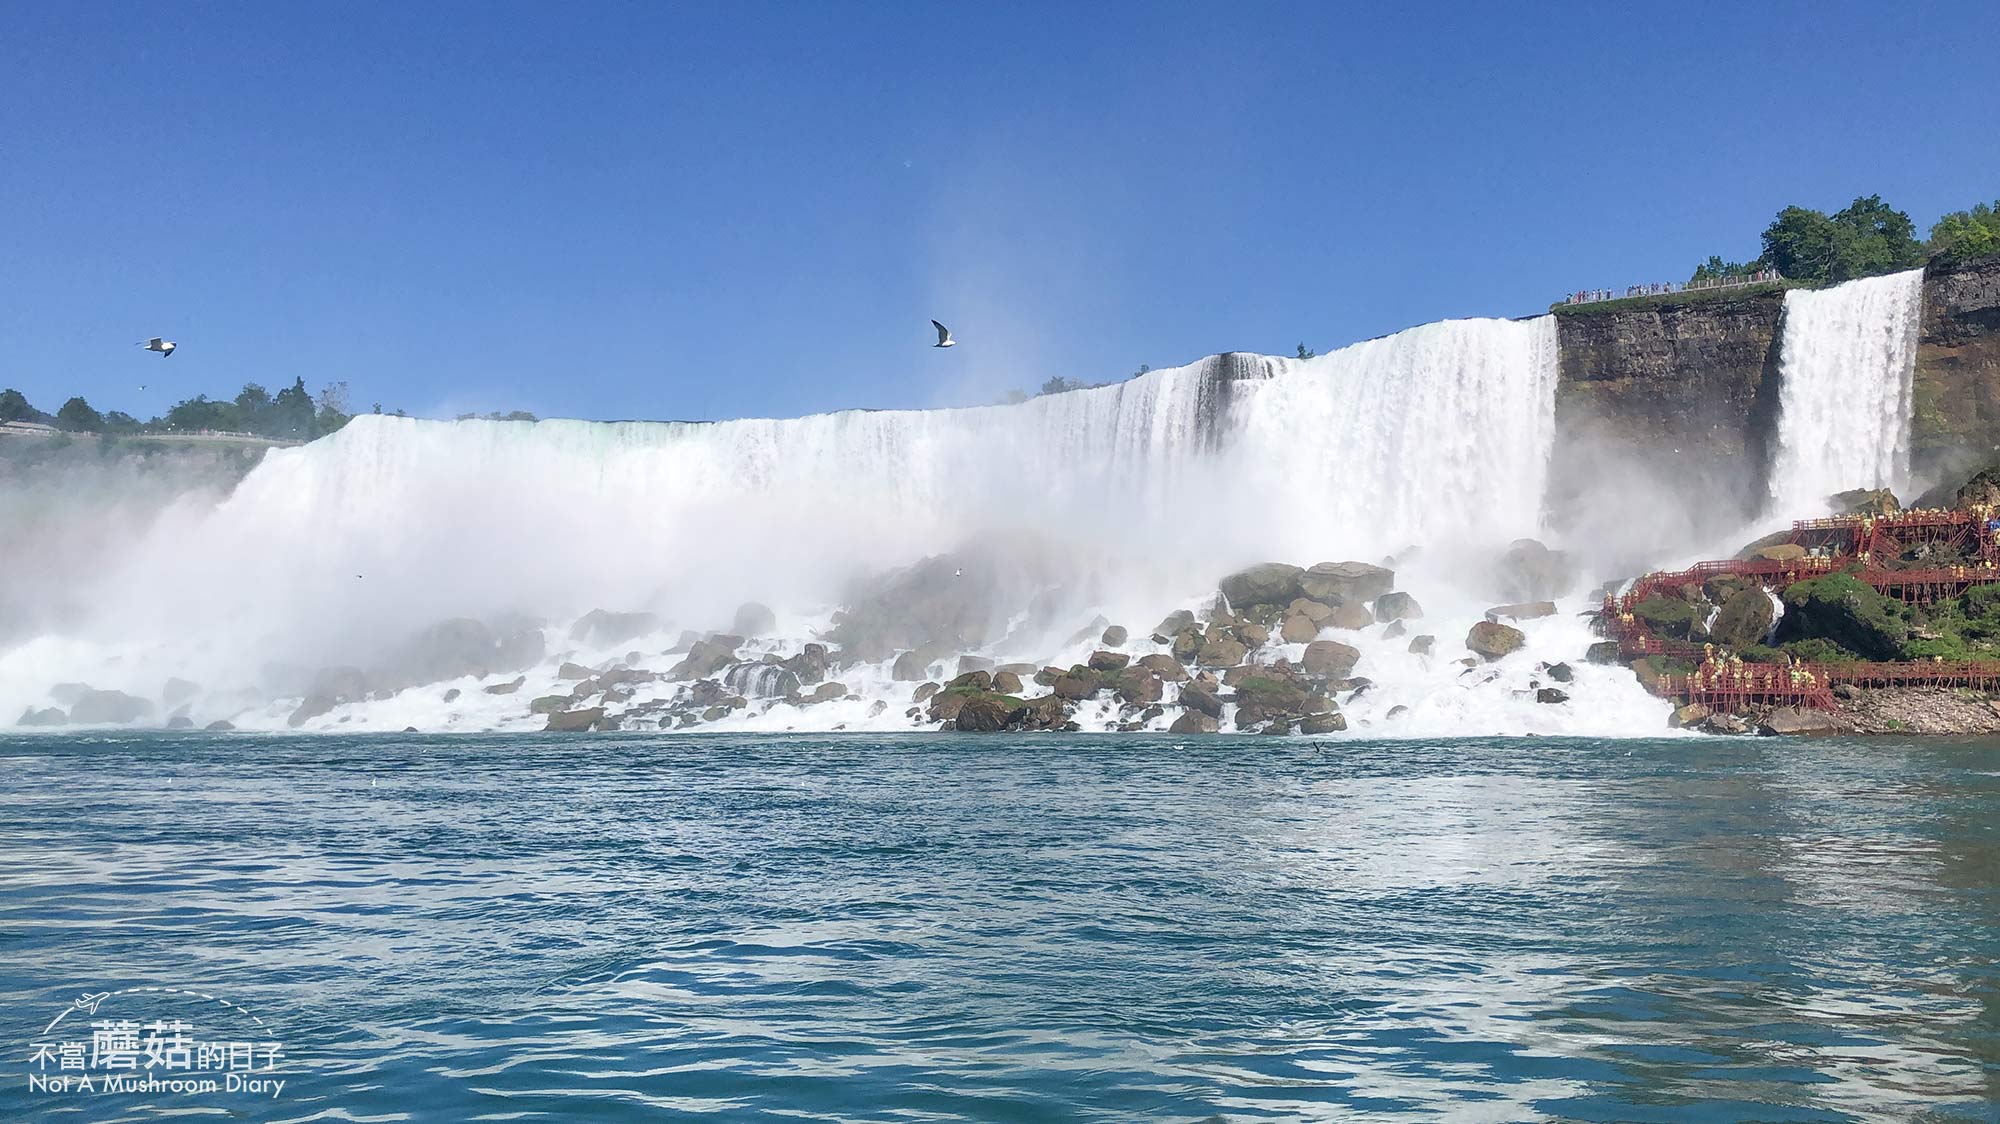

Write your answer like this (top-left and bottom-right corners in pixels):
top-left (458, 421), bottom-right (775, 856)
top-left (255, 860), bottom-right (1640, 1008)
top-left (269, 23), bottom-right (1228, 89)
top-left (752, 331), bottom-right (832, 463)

top-left (1766, 269), bottom-right (1926, 516)
top-left (0, 315), bottom-right (1563, 724)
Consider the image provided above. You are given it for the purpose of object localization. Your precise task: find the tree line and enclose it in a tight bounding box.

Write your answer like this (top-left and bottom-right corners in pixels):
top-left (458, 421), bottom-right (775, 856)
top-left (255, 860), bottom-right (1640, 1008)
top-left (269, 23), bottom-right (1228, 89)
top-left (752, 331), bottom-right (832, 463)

top-left (1692, 194), bottom-right (1999, 288)
top-left (0, 379), bottom-right (358, 441)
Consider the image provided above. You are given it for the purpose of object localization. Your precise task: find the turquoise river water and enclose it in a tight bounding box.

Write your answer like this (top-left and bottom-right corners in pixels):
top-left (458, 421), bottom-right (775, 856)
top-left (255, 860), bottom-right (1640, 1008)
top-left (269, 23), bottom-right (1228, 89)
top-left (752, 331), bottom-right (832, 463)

top-left (0, 732), bottom-right (1995, 1122)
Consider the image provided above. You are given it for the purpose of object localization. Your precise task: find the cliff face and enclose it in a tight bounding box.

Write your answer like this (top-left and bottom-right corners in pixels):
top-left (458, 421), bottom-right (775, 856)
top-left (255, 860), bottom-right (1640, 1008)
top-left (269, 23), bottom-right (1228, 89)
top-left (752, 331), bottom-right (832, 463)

top-left (1913, 255), bottom-right (2000, 481)
top-left (1545, 255), bottom-right (2000, 563)
top-left (1547, 293), bottom-right (1785, 562)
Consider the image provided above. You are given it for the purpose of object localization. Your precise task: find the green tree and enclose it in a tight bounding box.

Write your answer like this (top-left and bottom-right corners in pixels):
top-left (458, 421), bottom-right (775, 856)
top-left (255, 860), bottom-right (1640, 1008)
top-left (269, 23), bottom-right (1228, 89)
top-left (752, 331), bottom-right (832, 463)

top-left (1761, 195), bottom-right (1923, 284)
top-left (268, 377), bottom-right (318, 439)
top-left (0, 388), bottom-right (35, 423)
top-left (1689, 255), bottom-right (1752, 284)
top-left (1295, 343), bottom-right (1316, 360)
top-left (55, 396), bottom-right (104, 433)
top-left (1930, 201), bottom-right (2000, 262)
top-left (1038, 376), bottom-right (1082, 396)
top-left (101, 410), bottom-right (142, 434)
top-left (315, 381), bottom-right (352, 435)
top-left (232, 383), bottom-right (271, 433)
top-left (164, 394), bottom-right (236, 433)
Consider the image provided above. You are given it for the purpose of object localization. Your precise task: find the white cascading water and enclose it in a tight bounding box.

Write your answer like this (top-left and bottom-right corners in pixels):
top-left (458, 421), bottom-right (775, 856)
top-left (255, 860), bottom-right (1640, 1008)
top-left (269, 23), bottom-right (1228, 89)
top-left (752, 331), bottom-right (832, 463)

top-left (2, 312), bottom-right (1682, 734)
top-left (1766, 268), bottom-right (1926, 517)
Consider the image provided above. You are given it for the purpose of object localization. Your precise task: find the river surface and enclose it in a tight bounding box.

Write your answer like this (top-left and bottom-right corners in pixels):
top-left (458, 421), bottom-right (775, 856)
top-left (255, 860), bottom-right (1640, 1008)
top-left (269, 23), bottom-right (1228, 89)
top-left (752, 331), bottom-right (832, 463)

top-left (0, 732), bottom-right (1995, 1122)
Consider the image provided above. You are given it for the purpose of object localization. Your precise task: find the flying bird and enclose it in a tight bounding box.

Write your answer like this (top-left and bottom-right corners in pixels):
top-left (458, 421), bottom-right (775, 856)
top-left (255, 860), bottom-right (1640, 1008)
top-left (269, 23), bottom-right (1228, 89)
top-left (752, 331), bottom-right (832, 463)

top-left (930, 320), bottom-right (955, 348)
top-left (139, 337), bottom-right (176, 357)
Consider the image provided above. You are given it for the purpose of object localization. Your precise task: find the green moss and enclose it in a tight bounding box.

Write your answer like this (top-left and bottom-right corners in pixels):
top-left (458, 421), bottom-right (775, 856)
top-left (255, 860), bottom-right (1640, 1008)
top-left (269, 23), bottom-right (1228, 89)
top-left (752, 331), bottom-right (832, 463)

top-left (1779, 638), bottom-right (1861, 664)
top-left (1778, 573), bottom-right (1908, 659)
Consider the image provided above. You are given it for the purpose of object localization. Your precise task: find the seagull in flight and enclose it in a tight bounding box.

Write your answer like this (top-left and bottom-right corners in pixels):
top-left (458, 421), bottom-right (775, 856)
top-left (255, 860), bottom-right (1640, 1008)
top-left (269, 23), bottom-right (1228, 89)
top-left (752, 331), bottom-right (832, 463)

top-left (138, 337), bottom-right (176, 358)
top-left (930, 320), bottom-right (955, 348)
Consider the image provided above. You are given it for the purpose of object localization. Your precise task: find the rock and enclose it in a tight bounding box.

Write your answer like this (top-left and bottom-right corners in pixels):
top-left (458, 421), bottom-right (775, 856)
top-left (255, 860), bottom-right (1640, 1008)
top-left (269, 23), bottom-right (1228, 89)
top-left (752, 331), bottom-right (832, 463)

top-left (1236, 621), bottom-right (1271, 647)
top-left (390, 616), bottom-right (545, 688)
top-left (1233, 674), bottom-right (1331, 718)
top-left (782, 643), bottom-right (829, 686)
top-left (1299, 561), bottom-right (1395, 604)
top-left (1585, 641), bottom-right (1622, 665)
top-left (1710, 587), bottom-right (1775, 648)
top-left (162, 678), bottom-right (201, 707)
top-left (1383, 620), bottom-right (1407, 640)
top-left (1151, 610), bottom-right (1196, 643)
top-left (70, 689), bottom-right (152, 725)
top-left (1288, 598), bottom-right (1337, 624)
top-left (1327, 602), bottom-right (1375, 631)
top-left (1299, 712), bottom-right (1346, 735)
top-left (1136, 653), bottom-right (1187, 682)
top-left (1751, 543), bottom-right (1808, 563)
top-left (668, 635), bottom-right (742, 680)
top-left (892, 649), bottom-right (937, 682)
top-left (166, 715), bottom-right (194, 729)
top-left (1758, 707), bottom-right (1844, 736)
top-left (1064, 616), bottom-right (1113, 648)
top-left (732, 601), bottom-right (777, 637)
top-left (1101, 625), bottom-right (1129, 646)
top-left (1408, 635), bottom-right (1435, 656)
top-left (1053, 673), bottom-right (1099, 701)
top-left (995, 662), bottom-right (1039, 677)
top-left (1196, 633), bottom-right (1248, 667)
top-left (949, 670), bottom-right (994, 692)
top-left (1546, 662), bottom-right (1574, 683)
top-left (956, 655), bottom-right (995, 675)
top-left (1113, 668), bottom-right (1163, 706)
top-left (17, 707), bottom-right (66, 727)
top-left (1178, 681), bottom-right (1224, 718)
top-left (1669, 702), bottom-right (1712, 728)
top-left (992, 670), bottom-right (1023, 694)
top-left (1172, 627), bottom-right (1204, 663)
top-left (443, 688), bottom-right (462, 702)
top-left (50, 683), bottom-right (93, 705)
top-left (1495, 539), bottom-right (1575, 601)
top-left (701, 705), bottom-right (729, 722)
top-left (1466, 621), bottom-right (1526, 661)
top-left (1535, 688), bottom-right (1569, 704)
top-left (530, 695), bottom-right (570, 714)
top-left (1034, 666), bottom-right (1065, 687)
top-left (557, 661), bottom-right (593, 680)
top-left (1087, 650), bottom-right (1130, 672)
top-left (287, 695), bottom-right (337, 728)
top-left (1486, 601), bottom-right (1556, 622)
top-left (1373, 591), bottom-right (1422, 622)
top-left (805, 682), bottom-right (848, 703)
top-left (1220, 563), bottom-right (1306, 609)
top-left (1776, 573), bottom-right (1907, 660)
top-left (1830, 487), bottom-right (1900, 517)
top-left (1169, 711), bottom-right (1219, 734)
top-left (1018, 694), bottom-right (1073, 731)
top-left (570, 609), bottom-right (660, 648)
top-left (928, 691), bottom-right (970, 722)
top-left (912, 682), bottom-right (941, 703)
top-left (545, 707), bottom-right (607, 732)
top-left (1386, 705), bottom-right (1409, 720)
top-left (310, 666), bottom-right (370, 702)
top-left (1279, 612), bottom-right (1321, 644)
top-left (1702, 712), bottom-right (1751, 735)
top-left (483, 675), bottom-right (526, 695)
top-left (203, 720), bottom-right (235, 732)
top-left (955, 693), bottom-right (1023, 732)
top-left (1301, 640), bottom-right (1361, 679)
top-left (1832, 682), bottom-right (1861, 701)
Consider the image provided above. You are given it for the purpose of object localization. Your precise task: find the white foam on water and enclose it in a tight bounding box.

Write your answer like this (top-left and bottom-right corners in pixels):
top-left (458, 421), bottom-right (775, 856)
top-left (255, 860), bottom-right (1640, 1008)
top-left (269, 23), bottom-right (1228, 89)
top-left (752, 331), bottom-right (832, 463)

top-left (1766, 269), bottom-right (1925, 518)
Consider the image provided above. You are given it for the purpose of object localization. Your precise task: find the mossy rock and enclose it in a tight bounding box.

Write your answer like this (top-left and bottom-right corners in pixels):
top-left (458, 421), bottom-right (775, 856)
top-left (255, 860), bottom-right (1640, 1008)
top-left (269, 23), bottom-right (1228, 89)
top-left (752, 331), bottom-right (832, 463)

top-left (1776, 573), bottom-right (1908, 660)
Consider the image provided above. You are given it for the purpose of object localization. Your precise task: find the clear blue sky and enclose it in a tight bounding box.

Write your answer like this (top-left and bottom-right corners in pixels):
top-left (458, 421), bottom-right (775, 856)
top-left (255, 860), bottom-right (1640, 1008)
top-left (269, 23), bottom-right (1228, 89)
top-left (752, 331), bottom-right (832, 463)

top-left (3, 2), bottom-right (1996, 424)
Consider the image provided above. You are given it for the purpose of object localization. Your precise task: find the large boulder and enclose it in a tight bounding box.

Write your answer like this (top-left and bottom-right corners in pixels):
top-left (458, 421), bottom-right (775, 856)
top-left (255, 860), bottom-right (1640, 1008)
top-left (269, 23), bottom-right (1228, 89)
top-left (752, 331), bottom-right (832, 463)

top-left (1327, 602), bottom-right (1375, 631)
top-left (1299, 561), bottom-right (1394, 605)
top-left (948, 669), bottom-right (993, 691)
top-left (1279, 612), bottom-right (1321, 644)
top-left (1113, 668), bottom-right (1164, 706)
top-left (1232, 674), bottom-right (1331, 718)
top-left (1178, 681), bottom-right (1224, 718)
top-left (1759, 707), bottom-right (1844, 736)
top-left (1288, 598), bottom-right (1336, 624)
top-left (1219, 563), bottom-right (1305, 609)
top-left (17, 707), bottom-right (66, 727)
top-left (1486, 601), bottom-right (1556, 622)
top-left (992, 670), bottom-right (1023, 694)
top-left (1087, 650), bottom-right (1131, 672)
top-left (669, 635), bottom-right (742, 680)
top-left (1373, 592), bottom-right (1422, 622)
top-left (1775, 573), bottom-right (1907, 660)
top-left (1710, 588), bottom-right (1775, 649)
top-left (1169, 711), bottom-right (1218, 734)
top-left (1171, 628), bottom-right (1204, 664)
top-left (781, 643), bottom-right (829, 686)
top-left (1466, 621), bottom-right (1526, 662)
top-left (732, 601), bottom-right (778, 637)
top-left (1301, 640), bottom-right (1361, 679)
top-left (891, 648), bottom-right (937, 682)
top-left (1053, 673), bottom-right (1100, 701)
top-left (570, 609), bottom-right (660, 648)
top-left (1408, 635), bottom-right (1435, 656)
top-left (1151, 610), bottom-right (1196, 642)
top-left (1494, 539), bottom-right (1575, 602)
top-left (1196, 632), bottom-right (1248, 667)
top-left (1136, 653), bottom-right (1187, 682)
top-left (955, 693), bottom-right (1025, 732)
top-left (1299, 712), bottom-right (1346, 735)
top-left (545, 707), bottom-right (607, 732)
top-left (1830, 488), bottom-right (1899, 517)
top-left (1751, 543), bottom-right (1808, 563)
top-left (1100, 625), bottom-right (1128, 647)
top-left (69, 689), bottom-right (151, 725)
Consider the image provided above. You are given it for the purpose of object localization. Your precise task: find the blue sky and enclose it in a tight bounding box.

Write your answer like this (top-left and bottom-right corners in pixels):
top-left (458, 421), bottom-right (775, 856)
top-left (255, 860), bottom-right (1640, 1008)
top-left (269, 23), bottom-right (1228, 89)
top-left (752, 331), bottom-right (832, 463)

top-left (3, 2), bottom-right (1995, 424)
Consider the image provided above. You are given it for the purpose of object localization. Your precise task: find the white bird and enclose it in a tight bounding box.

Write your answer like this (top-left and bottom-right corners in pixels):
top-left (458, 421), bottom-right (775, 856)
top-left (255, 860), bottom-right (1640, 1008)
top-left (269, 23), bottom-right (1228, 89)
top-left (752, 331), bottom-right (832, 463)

top-left (138, 337), bottom-right (176, 357)
top-left (930, 320), bottom-right (955, 348)
top-left (954, 568), bottom-right (963, 577)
